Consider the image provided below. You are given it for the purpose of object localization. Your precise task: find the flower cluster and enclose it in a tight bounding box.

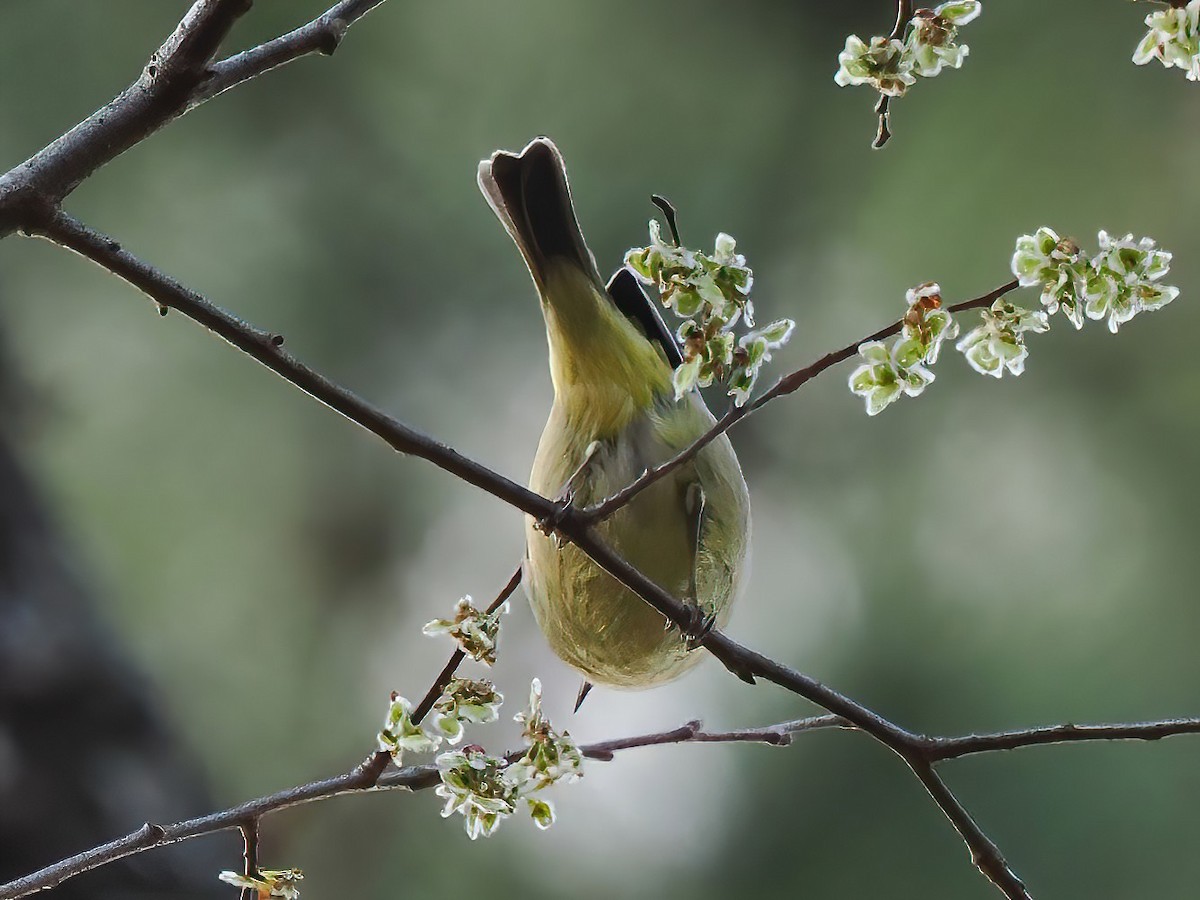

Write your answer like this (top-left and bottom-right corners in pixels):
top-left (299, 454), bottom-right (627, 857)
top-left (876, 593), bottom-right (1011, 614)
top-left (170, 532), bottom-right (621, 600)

top-left (504, 678), bottom-right (585, 799)
top-left (422, 596), bottom-right (508, 665)
top-left (626, 222), bottom-right (794, 406)
top-left (849, 282), bottom-right (959, 415)
top-left (1133, 0), bottom-right (1200, 81)
top-left (1012, 227), bottom-right (1178, 334)
top-left (435, 747), bottom-right (516, 840)
top-left (848, 228), bottom-right (1180, 414)
top-left (218, 869), bottom-right (303, 900)
top-left (955, 300), bottom-right (1049, 378)
top-left (1010, 228), bottom-right (1089, 329)
top-left (377, 678), bottom-right (505, 763)
top-left (426, 677), bottom-right (504, 744)
top-left (834, 2), bottom-right (981, 97)
top-left (434, 679), bottom-right (583, 839)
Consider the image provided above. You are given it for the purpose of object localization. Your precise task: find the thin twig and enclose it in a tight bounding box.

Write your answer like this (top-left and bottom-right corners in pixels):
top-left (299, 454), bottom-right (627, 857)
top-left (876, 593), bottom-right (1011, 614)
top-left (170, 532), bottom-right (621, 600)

top-left (929, 717), bottom-right (1200, 761)
top-left (889, 0), bottom-right (915, 42)
top-left (237, 820), bottom-right (259, 900)
top-left (874, 0), bottom-right (915, 149)
top-left (581, 279), bottom-right (1021, 523)
top-left (907, 761), bottom-right (1031, 899)
top-left (196, 0), bottom-right (389, 105)
top-left (581, 715), bottom-right (850, 759)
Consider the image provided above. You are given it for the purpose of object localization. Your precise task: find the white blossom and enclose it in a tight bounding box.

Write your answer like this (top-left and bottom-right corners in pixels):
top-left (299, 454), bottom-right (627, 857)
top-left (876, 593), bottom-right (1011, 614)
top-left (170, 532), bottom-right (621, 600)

top-left (1133, 1), bottom-right (1200, 81)
top-left (422, 596), bottom-right (508, 665)
top-left (956, 300), bottom-right (1049, 378)
top-left (377, 693), bottom-right (440, 761)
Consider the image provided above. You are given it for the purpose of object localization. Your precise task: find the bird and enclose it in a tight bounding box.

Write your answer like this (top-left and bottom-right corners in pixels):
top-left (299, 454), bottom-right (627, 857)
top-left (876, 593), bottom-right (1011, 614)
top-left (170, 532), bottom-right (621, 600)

top-left (478, 137), bottom-right (750, 703)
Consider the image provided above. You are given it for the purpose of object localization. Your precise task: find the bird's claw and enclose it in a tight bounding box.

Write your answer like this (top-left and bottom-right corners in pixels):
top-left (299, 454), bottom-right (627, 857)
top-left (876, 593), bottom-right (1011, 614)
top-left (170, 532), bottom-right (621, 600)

top-left (667, 602), bottom-right (716, 651)
top-left (535, 491), bottom-right (576, 548)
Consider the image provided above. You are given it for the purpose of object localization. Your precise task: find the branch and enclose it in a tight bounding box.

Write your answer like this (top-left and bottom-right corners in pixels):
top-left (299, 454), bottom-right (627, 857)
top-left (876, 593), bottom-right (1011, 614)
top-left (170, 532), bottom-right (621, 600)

top-left (580, 715), bottom-right (850, 759)
top-left (195, 0), bottom-right (388, 104)
top-left (28, 207), bottom-right (1035, 896)
top-left (0, 0), bottom-right (388, 233)
top-left (929, 717), bottom-right (1200, 761)
top-left (0, 716), bottom-right (833, 900)
top-left (32, 210), bottom-right (550, 519)
top-left (0, 4), bottom-right (1176, 897)
top-left (0, 0), bottom-right (252, 225)
top-left (581, 279), bottom-right (1021, 523)
top-left (8, 707), bottom-right (1200, 900)
top-left (237, 820), bottom-right (259, 900)
top-left (874, 0), bottom-right (915, 149)
top-left (908, 761), bottom-right (1030, 897)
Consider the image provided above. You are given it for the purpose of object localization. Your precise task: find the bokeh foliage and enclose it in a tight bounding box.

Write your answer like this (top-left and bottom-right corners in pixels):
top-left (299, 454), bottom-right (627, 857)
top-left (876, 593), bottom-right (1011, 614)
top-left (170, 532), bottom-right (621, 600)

top-left (2, 1), bottom-right (1198, 897)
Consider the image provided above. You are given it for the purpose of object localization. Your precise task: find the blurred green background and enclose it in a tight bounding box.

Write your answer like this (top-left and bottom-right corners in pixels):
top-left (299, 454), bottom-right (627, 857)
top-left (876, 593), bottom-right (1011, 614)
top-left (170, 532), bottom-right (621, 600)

top-left (2, 1), bottom-right (1199, 897)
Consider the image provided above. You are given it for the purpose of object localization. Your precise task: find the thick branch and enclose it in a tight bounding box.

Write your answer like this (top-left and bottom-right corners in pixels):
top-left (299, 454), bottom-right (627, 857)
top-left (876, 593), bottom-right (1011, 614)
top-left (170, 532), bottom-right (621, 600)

top-left (33, 210), bottom-right (551, 520)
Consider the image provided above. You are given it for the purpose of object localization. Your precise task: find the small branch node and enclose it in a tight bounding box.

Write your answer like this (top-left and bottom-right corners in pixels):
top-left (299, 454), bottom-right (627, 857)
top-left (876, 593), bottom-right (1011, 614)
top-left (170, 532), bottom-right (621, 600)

top-left (873, 95), bottom-right (893, 149)
top-left (317, 18), bottom-right (350, 56)
top-left (353, 750), bottom-right (393, 788)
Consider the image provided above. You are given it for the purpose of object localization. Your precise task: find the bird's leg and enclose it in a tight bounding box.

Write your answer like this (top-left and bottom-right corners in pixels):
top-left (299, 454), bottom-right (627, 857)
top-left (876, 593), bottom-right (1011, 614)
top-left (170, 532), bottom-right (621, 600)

top-left (536, 439), bottom-right (603, 547)
top-left (679, 482), bottom-right (715, 650)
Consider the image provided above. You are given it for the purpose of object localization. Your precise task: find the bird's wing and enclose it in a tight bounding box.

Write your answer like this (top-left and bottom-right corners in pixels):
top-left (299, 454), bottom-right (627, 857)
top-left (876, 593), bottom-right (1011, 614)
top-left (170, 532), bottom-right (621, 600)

top-left (605, 268), bottom-right (684, 370)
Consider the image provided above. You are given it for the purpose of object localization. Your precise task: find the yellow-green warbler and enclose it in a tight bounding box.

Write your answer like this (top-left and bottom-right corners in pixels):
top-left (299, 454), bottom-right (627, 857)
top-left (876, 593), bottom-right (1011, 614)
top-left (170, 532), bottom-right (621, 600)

top-left (478, 138), bottom-right (750, 702)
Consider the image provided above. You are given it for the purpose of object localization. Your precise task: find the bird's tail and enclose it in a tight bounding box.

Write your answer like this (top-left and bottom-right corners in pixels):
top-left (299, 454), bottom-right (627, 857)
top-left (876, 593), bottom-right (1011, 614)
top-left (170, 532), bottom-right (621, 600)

top-left (478, 137), bottom-right (604, 292)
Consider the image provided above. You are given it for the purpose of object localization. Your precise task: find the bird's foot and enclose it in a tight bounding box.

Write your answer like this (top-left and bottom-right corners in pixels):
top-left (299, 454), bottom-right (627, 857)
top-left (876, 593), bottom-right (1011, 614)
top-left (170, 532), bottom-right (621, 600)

top-left (534, 490), bottom-right (576, 549)
top-left (667, 601), bottom-right (716, 651)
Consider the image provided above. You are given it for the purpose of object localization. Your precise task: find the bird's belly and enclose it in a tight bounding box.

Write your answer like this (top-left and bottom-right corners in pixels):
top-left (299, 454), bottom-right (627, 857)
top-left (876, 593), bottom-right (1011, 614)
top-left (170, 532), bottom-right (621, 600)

top-left (523, 403), bottom-right (749, 688)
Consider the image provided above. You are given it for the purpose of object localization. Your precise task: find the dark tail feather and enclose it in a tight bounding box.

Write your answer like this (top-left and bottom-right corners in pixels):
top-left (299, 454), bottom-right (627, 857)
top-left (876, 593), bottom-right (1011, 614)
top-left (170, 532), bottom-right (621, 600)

top-left (478, 138), bottom-right (602, 290)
